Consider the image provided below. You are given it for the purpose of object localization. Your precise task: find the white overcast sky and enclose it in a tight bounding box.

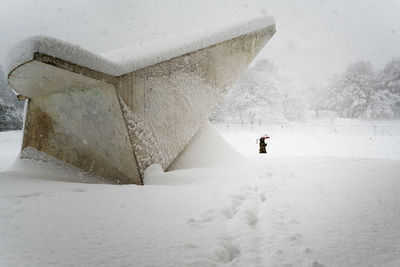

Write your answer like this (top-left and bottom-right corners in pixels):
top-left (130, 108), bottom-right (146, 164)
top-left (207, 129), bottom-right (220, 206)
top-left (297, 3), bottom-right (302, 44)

top-left (1, 0), bottom-right (399, 85)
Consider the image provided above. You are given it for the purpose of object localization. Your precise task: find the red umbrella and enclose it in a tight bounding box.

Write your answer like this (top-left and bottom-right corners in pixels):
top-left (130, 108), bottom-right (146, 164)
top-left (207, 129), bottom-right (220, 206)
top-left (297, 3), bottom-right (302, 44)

top-left (257, 135), bottom-right (270, 143)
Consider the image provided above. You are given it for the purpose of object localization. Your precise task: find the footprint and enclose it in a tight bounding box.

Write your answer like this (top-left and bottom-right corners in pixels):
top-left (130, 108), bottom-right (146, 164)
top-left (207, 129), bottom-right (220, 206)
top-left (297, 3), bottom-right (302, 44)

top-left (231, 195), bottom-right (246, 207)
top-left (186, 218), bottom-right (196, 224)
top-left (310, 260), bottom-right (324, 267)
top-left (184, 242), bottom-right (197, 249)
top-left (304, 248), bottom-right (313, 254)
top-left (290, 219), bottom-right (300, 224)
top-left (72, 188), bottom-right (87, 193)
top-left (14, 192), bottom-right (43, 198)
top-left (259, 192), bottom-right (267, 202)
top-left (213, 241), bottom-right (241, 263)
top-left (186, 209), bottom-right (217, 228)
top-left (246, 184), bottom-right (258, 193)
top-left (188, 223), bottom-right (205, 229)
top-left (195, 209), bottom-right (217, 223)
top-left (287, 233), bottom-right (303, 244)
top-left (243, 210), bottom-right (258, 227)
top-left (222, 207), bottom-right (235, 219)
top-left (222, 194), bottom-right (247, 219)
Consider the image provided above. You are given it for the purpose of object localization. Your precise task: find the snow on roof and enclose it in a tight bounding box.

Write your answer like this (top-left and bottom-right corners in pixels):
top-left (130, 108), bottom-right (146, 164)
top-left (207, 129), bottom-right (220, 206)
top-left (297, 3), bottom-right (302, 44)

top-left (5, 15), bottom-right (274, 77)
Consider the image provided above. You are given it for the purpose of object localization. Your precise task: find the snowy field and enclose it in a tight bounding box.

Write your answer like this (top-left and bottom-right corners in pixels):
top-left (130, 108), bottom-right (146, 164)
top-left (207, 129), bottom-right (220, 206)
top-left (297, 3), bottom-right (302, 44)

top-left (1, 120), bottom-right (400, 266)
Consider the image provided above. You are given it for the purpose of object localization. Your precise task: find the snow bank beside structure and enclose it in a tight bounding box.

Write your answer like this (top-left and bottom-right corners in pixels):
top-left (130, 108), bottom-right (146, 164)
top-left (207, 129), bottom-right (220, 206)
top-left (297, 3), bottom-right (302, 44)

top-left (6, 16), bottom-right (275, 184)
top-left (169, 121), bottom-right (243, 170)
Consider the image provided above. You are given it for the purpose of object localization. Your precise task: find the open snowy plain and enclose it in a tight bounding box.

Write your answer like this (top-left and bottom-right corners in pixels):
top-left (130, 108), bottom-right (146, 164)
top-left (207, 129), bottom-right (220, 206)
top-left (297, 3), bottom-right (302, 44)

top-left (1, 119), bottom-right (400, 267)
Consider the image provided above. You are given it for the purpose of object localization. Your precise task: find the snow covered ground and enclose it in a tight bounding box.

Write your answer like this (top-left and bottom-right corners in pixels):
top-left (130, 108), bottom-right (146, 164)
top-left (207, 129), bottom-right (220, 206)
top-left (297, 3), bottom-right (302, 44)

top-left (1, 120), bottom-right (400, 266)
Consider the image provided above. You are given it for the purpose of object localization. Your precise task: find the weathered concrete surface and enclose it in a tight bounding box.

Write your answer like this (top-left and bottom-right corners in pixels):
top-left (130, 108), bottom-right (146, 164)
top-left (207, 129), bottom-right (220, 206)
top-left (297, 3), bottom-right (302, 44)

top-left (117, 27), bottom-right (275, 174)
top-left (8, 25), bottom-right (275, 184)
top-left (10, 61), bottom-right (141, 184)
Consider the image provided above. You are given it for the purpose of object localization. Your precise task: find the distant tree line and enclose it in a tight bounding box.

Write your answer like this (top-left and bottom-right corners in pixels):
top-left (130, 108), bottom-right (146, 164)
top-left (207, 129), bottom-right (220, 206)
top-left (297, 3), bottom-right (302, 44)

top-left (0, 67), bottom-right (23, 131)
top-left (210, 59), bottom-right (308, 124)
top-left (211, 57), bottom-right (400, 123)
top-left (322, 58), bottom-right (400, 119)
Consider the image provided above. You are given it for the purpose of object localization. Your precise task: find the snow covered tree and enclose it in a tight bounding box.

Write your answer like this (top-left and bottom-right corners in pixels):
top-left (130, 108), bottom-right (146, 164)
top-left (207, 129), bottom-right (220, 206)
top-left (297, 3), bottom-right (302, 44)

top-left (382, 57), bottom-right (400, 95)
top-left (326, 61), bottom-right (375, 118)
top-left (380, 57), bottom-right (400, 117)
top-left (211, 59), bottom-right (307, 123)
top-left (307, 83), bottom-right (330, 119)
top-left (325, 60), bottom-right (399, 119)
top-left (0, 67), bottom-right (23, 130)
top-left (280, 79), bottom-right (308, 121)
top-left (212, 59), bottom-right (282, 123)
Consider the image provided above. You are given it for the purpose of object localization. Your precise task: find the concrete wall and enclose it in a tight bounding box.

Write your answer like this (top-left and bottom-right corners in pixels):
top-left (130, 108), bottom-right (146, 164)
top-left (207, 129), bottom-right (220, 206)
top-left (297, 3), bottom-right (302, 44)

top-left (11, 61), bottom-right (141, 184)
top-left (8, 25), bottom-right (275, 184)
top-left (116, 27), bottom-right (275, 174)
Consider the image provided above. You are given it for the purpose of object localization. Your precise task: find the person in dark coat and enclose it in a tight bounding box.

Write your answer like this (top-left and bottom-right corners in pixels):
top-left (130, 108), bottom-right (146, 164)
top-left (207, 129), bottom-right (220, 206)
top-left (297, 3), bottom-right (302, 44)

top-left (259, 137), bottom-right (267, 153)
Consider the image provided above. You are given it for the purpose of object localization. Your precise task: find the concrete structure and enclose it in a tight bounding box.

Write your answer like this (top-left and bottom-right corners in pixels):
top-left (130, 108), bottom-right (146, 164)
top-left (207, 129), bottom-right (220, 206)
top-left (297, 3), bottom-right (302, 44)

top-left (7, 21), bottom-right (275, 184)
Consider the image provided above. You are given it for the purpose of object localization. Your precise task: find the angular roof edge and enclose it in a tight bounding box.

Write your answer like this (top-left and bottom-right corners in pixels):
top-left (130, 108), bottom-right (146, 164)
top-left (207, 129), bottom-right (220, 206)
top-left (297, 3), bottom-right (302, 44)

top-left (5, 15), bottom-right (275, 77)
